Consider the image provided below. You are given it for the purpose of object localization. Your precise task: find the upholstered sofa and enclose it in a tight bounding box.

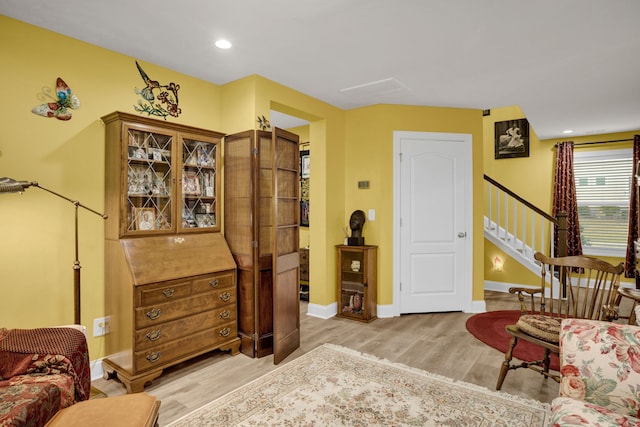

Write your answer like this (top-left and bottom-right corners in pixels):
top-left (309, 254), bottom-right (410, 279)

top-left (0, 326), bottom-right (91, 427)
top-left (552, 318), bottom-right (640, 426)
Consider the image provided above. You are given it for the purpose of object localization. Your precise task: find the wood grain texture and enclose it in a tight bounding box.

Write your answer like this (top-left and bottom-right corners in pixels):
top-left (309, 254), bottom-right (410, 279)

top-left (93, 291), bottom-right (561, 426)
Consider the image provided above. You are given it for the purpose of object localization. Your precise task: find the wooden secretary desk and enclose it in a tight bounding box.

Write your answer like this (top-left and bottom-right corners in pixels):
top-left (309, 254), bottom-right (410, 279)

top-left (101, 112), bottom-right (240, 392)
top-left (224, 128), bottom-right (301, 364)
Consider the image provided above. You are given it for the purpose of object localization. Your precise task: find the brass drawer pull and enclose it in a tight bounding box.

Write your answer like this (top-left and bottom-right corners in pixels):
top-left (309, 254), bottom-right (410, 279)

top-left (146, 352), bottom-right (161, 363)
top-left (146, 308), bottom-right (162, 320)
top-left (162, 288), bottom-right (175, 298)
top-left (219, 310), bottom-right (231, 319)
top-left (146, 330), bottom-right (161, 341)
top-left (219, 292), bottom-right (231, 302)
top-left (219, 327), bottom-right (231, 337)
top-left (209, 279), bottom-right (219, 288)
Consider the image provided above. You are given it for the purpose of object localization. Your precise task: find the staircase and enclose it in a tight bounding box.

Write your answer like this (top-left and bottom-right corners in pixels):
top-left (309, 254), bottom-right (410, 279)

top-left (484, 175), bottom-right (567, 275)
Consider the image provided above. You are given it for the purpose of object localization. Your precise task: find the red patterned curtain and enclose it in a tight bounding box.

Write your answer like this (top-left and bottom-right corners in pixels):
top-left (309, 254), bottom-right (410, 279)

top-left (624, 135), bottom-right (640, 279)
top-left (553, 141), bottom-right (582, 257)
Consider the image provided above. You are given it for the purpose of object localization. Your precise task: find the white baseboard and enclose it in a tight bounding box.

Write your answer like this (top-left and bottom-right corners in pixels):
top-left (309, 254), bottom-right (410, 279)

top-left (469, 299), bottom-right (487, 313)
top-left (376, 304), bottom-right (394, 318)
top-left (306, 302), bottom-right (337, 319)
top-left (88, 284), bottom-right (528, 380)
top-left (306, 302), bottom-right (397, 319)
top-left (306, 290), bottom-right (504, 320)
top-left (90, 358), bottom-right (104, 382)
top-left (484, 280), bottom-right (519, 293)
top-left (485, 280), bottom-right (542, 293)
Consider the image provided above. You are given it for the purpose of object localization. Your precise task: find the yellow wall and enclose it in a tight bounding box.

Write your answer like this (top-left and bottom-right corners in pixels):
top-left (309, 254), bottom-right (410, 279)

top-left (345, 105), bottom-right (485, 302)
top-left (14, 12), bottom-right (633, 363)
top-left (485, 241), bottom-right (540, 285)
top-left (0, 16), bottom-right (223, 359)
top-left (484, 105), bottom-right (638, 285)
top-left (219, 77), bottom-right (257, 133)
top-left (483, 106), bottom-right (554, 210)
top-left (0, 15), bottom-right (352, 360)
top-left (252, 77), bottom-right (347, 306)
top-left (290, 125), bottom-right (310, 144)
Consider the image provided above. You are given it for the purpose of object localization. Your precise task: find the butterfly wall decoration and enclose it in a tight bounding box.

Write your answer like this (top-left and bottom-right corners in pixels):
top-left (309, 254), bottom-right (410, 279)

top-left (31, 77), bottom-right (80, 121)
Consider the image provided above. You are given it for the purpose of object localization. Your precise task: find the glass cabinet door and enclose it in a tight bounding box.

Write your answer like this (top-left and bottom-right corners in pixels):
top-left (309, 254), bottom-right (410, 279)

top-left (339, 250), bottom-right (366, 317)
top-left (179, 134), bottom-right (219, 232)
top-left (104, 111), bottom-right (223, 239)
top-left (125, 125), bottom-right (174, 234)
top-left (336, 245), bottom-right (377, 322)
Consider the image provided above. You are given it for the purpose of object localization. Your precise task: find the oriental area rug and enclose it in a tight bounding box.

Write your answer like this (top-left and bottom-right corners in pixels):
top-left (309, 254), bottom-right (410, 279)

top-left (167, 343), bottom-right (550, 427)
top-left (465, 310), bottom-right (560, 371)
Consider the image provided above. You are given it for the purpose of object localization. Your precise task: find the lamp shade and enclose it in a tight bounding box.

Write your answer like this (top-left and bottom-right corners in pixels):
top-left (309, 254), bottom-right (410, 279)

top-left (0, 177), bottom-right (36, 193)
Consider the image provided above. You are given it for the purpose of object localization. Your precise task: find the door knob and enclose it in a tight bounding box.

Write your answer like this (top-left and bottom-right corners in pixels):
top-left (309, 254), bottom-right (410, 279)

top-left (458, 232), bottom-right (467, 238)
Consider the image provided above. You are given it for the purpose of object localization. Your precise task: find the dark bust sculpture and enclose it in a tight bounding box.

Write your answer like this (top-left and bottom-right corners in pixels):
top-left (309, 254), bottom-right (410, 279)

top-left (347, 209), bottom-right (366, 246)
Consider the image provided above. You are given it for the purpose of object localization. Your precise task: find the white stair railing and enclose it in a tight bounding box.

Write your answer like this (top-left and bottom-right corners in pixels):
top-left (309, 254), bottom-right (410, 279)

top-left (484, 175), bottom-right (566, 275)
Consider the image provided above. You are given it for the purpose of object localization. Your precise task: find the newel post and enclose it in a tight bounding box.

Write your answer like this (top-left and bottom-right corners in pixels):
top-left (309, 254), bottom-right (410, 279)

top-left (556, 211), bottom-right (568, 258)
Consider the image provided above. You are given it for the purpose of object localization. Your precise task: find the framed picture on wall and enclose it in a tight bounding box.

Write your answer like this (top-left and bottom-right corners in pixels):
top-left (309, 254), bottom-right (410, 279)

top-left (300, 149), bottom-right (310, 227)
top-left (495, 118), bottom-right (530, 159)
top-left (301, 150), bottom-right (310, 179)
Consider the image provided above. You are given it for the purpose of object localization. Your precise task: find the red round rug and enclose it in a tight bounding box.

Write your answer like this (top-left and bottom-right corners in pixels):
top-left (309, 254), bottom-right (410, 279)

top-left (465, 310), bottom-right (559, 371)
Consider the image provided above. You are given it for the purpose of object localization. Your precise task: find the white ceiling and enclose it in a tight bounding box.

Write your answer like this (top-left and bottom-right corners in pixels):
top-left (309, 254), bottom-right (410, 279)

top-left (3, 0), bottom-right (639, 139)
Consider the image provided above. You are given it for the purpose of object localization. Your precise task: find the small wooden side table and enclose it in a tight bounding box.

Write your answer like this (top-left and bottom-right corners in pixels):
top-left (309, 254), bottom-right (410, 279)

top-left (616, 287), bottom-right (640, 325)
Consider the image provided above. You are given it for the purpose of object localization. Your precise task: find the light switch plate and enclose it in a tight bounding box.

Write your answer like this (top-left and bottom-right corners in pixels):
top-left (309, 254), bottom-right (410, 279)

top-left (368, 209), bottom-right (375, 221)
top-left (93, 316), bottom-right (110, 337)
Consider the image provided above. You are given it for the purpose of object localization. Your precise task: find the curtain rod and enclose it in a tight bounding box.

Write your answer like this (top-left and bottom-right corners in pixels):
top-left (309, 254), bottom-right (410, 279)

top-left (555, 138), bottom-right (634, 148)
top-left (575, 138), bottom-right (634, 146)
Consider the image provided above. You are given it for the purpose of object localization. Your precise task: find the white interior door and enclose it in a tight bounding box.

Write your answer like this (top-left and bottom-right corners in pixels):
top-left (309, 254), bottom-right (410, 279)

top-left (394, 131), bottom-right (472, 314)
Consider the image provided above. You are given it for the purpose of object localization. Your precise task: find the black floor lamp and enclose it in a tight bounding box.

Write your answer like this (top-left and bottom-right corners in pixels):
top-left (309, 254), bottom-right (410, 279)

top-left (0, 177), bottom-right (107, 325)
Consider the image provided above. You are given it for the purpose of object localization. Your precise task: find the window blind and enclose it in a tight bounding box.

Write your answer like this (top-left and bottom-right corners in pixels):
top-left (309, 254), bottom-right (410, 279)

top-left (574, 149), bottom-right (632, 255)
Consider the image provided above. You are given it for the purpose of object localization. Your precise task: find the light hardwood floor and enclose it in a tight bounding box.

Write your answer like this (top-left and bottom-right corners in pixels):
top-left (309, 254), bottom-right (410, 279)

top-left (91, 291), bottom-right (565, 426)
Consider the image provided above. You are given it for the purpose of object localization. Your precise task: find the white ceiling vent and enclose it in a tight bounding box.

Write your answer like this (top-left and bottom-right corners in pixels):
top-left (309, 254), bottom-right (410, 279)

top-left (340, 78), bottom-right (409, 101)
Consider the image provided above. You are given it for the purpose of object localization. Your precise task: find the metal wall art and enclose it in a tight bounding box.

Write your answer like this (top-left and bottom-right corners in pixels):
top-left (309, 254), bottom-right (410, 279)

top-left (134, 61), bottom-right (181, 119)
top-left (257, 115), bottom-right (271, 130)
top-left (32, 77), bottom-right (80, 121)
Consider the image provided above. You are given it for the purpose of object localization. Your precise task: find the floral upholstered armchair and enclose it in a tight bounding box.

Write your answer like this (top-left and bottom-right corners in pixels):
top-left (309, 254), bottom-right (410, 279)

top-left (551, 318), bottom-right (640, 426)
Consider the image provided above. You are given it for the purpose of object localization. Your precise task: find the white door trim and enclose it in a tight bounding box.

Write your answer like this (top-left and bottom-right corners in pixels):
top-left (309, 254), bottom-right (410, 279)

top-left (392, 131), bottom-right (473, 316)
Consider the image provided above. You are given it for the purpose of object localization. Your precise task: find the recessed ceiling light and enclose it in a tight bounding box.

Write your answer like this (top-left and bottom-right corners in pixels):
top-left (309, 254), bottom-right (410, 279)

top-left (215, 39), bottom-right (232, 49)
top-left (562, 129), bottom-right (574, 134)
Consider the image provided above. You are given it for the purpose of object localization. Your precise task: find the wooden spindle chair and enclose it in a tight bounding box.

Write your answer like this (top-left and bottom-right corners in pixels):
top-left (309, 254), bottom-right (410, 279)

top-left (496, 251), bottom-right (625, 390)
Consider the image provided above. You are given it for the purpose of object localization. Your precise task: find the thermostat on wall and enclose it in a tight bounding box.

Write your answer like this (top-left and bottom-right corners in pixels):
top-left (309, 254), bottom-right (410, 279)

top-left (358, 180), bottom-right (370, 189)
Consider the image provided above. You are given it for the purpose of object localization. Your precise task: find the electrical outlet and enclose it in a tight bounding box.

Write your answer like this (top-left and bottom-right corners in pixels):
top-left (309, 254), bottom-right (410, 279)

top-left (93, 316), bottom-right (110, 337)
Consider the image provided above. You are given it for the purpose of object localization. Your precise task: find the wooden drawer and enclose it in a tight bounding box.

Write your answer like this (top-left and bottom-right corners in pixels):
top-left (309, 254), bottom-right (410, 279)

top-left (136, 280), bottom-right (191, 306)
top-left (135, 307), bottom-right (236, 350)
top-left (134, 322), bottom-right (237, 372)
top-left (135, 290), bottom-right (236, 328)
top-left (191, 271), bottom-right (235, 294)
